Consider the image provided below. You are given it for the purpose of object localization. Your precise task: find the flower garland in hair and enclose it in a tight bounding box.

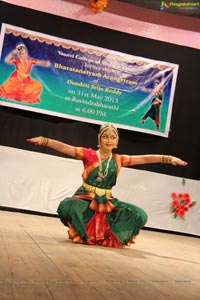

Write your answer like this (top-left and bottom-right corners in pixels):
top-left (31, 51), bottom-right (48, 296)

top-left (89, 0), bottom-right (108, 13)
top-left (170, 192), bottom-right (196, 219)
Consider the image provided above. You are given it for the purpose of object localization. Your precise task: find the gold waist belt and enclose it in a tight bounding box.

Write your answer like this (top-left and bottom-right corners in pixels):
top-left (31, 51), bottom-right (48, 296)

top-left (82, 182), bottom-right (112, 197)
top-left (17, 71), bottom-right (29, 77)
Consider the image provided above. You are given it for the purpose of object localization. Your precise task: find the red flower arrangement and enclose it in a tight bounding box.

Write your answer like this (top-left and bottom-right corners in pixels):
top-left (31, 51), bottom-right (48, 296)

top-left (89, 0), bottom-right (108, 13)
top-left (170, 192), bottom-right (196, 219)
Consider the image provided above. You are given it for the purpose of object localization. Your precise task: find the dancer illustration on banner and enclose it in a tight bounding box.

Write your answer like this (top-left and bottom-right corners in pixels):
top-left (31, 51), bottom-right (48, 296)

top-left (27, 122), bottom-right (187, 248)
top-left (0, 43), bottom-right (50, 103)
top-left (141, 76), bottom-right (164, 130)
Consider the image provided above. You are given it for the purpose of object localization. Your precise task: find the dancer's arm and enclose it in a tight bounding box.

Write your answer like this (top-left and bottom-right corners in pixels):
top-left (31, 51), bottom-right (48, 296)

top-left (26, 136), bottom-right (76, 157)
top-left (129, 154), bottom-right (187, 167)
top-left (5, 49), bottom-right (18, 64)
top-left (35, 59), bottom-right (51, 67)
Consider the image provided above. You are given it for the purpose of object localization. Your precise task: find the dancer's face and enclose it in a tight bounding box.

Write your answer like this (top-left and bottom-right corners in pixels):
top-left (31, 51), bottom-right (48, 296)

top-left (99, 129), bottom-right (118, 151)
top-left (19, 49), bottom-right (28, 59)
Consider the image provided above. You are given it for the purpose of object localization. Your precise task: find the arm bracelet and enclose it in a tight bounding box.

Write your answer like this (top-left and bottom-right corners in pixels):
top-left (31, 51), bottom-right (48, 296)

top-left (161, 155), bottom-right (172, 164)
top-left (42, 137), bottom-right (49, 146)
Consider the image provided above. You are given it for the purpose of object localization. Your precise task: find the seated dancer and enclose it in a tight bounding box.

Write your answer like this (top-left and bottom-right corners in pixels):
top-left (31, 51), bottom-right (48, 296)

top-left (27, 123), bottom-right (187, 248)
top-left (0, 43), bottom-right (50, 103)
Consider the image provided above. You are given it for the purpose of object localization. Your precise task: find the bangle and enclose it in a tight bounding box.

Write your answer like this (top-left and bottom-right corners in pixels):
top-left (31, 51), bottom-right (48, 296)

top-left (161, 155), bottom-right (172, 164)
top-left (42, 137), bottom-right (49, 146)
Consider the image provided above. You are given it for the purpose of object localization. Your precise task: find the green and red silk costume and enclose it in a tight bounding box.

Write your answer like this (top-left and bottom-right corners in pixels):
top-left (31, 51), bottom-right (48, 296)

top-left (57, 147), bottom-right (148, 248)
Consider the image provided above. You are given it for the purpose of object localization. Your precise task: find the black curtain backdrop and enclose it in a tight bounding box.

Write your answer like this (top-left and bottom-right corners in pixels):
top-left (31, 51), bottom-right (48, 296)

top-left (0, 2), bottom-right (200, 180)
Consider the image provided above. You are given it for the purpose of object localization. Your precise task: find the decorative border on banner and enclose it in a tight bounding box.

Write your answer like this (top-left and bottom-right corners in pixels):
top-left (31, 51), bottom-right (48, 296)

top-left (0, 23), bottom-right (179, 137)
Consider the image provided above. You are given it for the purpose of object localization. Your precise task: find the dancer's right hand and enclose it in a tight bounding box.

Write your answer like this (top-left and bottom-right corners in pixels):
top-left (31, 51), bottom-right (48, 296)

top-left (26, 136), bottom-right (44, 146)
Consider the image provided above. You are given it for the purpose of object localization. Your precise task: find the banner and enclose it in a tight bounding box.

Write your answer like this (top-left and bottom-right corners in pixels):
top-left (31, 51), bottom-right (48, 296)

top-left (0, 23), bottom-right (179, 137)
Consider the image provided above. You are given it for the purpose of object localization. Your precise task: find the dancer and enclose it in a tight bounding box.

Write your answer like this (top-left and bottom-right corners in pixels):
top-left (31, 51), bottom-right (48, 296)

top-left (141, 77), bottom-right (164, 130)
top-left (0, 43), bottom-right (50, 103)
top-left (27, 123), bottom-right (187, 248)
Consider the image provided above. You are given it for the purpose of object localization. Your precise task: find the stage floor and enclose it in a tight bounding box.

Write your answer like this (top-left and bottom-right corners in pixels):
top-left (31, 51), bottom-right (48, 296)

top-left (0, 210), bottom-right (199, 300)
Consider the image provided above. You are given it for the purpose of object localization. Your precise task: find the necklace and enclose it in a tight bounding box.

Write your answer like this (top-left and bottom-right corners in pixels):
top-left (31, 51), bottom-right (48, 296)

top-left (96, 150), bottom-right (112, 182)
top-left (19, 58), bottom-right (29, 72)
top-left (99, 149), bottom-right (110, 158)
